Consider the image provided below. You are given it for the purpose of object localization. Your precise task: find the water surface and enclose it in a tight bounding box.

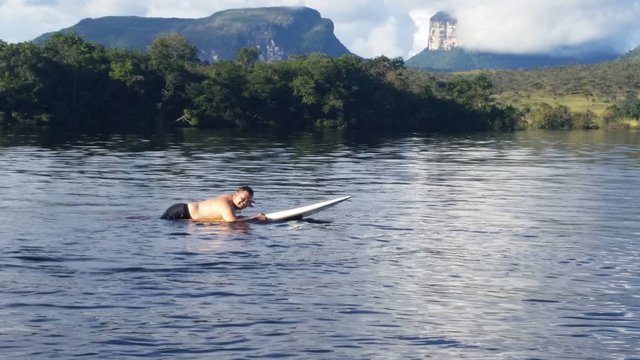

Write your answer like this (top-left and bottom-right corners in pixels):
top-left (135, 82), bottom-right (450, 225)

top-left (1, 129), bottom-right (639, 359)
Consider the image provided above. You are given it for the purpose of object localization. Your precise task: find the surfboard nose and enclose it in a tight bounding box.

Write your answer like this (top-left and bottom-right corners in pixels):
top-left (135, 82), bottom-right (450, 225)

top-left (265, 196), bottom-right (351, 221)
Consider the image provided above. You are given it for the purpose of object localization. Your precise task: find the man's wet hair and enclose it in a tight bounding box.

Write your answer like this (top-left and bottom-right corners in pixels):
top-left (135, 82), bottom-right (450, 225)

top-left (237, 186), bottom-right (254, 196)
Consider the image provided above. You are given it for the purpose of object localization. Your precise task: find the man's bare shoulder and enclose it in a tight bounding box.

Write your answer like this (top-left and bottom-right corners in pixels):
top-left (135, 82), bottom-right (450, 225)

top-left (198, 194), bottom-right (231, 206)
top-left (187, 194), bottom-right (235, 221)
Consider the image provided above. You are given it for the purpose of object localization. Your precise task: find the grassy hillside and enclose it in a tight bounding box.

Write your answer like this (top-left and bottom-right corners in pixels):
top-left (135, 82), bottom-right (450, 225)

top-left (409, 55), bottom-right (640, 111)
top-left (486, 59), bottom-right (640, 115)
top-left (404, 50), bottom-right (640, 129)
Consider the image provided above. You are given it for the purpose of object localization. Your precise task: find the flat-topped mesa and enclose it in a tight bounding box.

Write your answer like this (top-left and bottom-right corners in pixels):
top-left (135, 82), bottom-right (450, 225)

top-left (32, 6), bottom-right (351, 62)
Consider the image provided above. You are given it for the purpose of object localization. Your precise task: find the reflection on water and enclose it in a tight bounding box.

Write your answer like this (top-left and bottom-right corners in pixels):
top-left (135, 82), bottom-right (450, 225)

top-left (1, 128), bottom-right (639, 359)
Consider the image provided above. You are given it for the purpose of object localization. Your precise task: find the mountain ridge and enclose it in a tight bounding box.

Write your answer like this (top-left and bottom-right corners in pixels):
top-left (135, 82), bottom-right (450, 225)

top-left (406, 47), bottom-right (621, 72)
top-left (29, 6), bottom-right (636, 70)
top-left (32, 6), bottom-right (351, 62)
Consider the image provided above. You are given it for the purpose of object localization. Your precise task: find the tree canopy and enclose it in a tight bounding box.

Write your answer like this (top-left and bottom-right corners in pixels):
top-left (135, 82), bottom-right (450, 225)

top-left (5, 33), bottom-right (636, 132)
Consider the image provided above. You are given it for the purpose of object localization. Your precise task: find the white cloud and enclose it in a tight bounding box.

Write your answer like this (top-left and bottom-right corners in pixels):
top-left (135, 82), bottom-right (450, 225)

top-left (1, 0), bottom-right (639, 58)
top-left (0, 0), bottom-right (147, 42)
top-left (408, 9), bottom-right (434, 57)
top-left (82, 0), bottom-right (147, 18)
top-left (351, 16), bottom-right (403, 58)
top-left (454, 0), bottom-right (640, 54)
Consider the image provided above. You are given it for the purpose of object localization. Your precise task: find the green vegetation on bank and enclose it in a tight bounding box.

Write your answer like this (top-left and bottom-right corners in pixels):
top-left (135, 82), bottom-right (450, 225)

top-left (0, 33), bottom-right (517, 132)
top-left (407, 51), bottom-right (640, 130)
top-left (1, 33), bottom-right (639, 132)
top-left (466, 55), bottom-right (640, 129)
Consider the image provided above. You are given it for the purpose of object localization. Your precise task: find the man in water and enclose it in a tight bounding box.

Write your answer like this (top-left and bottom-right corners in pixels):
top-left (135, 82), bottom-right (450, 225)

top-left (161, 186), bottom-right (267, 222)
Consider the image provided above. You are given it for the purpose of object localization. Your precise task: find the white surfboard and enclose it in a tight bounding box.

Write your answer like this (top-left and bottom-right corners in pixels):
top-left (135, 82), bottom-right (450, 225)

top-left (265, 196), bottom-right (351, 221)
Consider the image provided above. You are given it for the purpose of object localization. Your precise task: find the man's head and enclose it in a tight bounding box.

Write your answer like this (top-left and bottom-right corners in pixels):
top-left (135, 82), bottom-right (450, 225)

top-left (233, 186), bottom-right (255, 209)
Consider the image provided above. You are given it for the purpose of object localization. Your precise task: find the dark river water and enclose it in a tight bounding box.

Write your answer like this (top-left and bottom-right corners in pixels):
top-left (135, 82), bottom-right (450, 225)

top-left (1, 128), bottom-right (639, 359)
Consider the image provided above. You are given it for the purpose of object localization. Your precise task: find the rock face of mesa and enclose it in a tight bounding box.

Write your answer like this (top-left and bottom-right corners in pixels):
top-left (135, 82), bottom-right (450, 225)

top-left (427, 11), bottom-right (459, 51)
top-left (33, 6), bottom-right (352, 62)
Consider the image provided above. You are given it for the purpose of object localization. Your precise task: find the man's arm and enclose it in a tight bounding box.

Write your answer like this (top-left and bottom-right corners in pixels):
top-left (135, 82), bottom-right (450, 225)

top-left (225, 212), bottom-right (267, 222)
top-left (219, 204), bottom-right (239, 222)
top-left (218, 201), bottom-right (267, 222)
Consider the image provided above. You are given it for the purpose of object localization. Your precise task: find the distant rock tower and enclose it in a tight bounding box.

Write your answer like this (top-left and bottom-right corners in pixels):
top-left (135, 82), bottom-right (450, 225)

top-left (427, 11), bottom-right (459, 50)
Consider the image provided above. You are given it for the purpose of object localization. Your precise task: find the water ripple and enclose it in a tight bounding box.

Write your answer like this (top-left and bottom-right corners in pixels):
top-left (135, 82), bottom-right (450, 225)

top-left (1, 130), bottom-right (639, 359)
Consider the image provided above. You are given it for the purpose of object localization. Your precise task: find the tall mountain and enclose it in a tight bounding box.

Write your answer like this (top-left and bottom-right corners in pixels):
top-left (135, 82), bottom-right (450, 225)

top-left (33, 6), bottom-right (351, 62)
top-left (407, 11), bottom-right (620, 71)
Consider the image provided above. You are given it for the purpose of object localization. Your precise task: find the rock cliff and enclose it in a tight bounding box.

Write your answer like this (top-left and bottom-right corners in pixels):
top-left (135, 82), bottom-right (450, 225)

top-left (427, 11), bottom-right (459, 51)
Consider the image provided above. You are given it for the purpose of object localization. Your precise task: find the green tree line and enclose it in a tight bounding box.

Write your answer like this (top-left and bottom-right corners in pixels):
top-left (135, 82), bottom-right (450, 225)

top-left (1, 33), bottom-right (522, 132)
top-left (9, 33), bottom-right (637, 132)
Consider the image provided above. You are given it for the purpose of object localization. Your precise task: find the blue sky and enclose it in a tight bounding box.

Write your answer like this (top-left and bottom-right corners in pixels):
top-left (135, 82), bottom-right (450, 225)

top-left (1, 0), bottom-right (639, 58)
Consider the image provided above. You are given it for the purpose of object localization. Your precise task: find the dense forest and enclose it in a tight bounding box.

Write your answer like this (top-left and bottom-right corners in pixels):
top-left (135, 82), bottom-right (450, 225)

top-left (1, 33), bottom-right (638, 133)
